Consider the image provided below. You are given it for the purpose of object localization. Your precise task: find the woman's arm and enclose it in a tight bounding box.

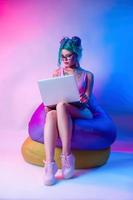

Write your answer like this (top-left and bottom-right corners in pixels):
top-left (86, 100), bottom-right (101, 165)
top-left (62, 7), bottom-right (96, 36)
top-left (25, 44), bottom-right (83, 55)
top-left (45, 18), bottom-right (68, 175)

top-left (85, 72), bottom-right (94, 98)
top-left (52, 67), bottom-right (61, 77)
top-left (80, 71), bottom-right (94, 104)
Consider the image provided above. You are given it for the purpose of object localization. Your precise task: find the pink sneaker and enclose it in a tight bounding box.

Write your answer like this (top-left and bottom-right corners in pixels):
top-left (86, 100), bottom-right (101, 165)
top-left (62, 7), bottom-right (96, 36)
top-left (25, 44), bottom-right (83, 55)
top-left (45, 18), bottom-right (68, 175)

top-left (60, 153), bottom-right (75, 179)
top-left (43, 161), bottom-right (58, 186)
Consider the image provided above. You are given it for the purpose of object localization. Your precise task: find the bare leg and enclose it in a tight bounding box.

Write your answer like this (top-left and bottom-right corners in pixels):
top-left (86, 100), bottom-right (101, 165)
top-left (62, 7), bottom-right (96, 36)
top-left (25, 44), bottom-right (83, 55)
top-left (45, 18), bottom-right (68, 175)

top-left (56, 102), bottom-right (92, 156)
top-left (56, 102), bottom-right (93, 179)
top-left (44, 110), bottom-right (58, 162)
top-left (56, 102), bottom-right (73, 156)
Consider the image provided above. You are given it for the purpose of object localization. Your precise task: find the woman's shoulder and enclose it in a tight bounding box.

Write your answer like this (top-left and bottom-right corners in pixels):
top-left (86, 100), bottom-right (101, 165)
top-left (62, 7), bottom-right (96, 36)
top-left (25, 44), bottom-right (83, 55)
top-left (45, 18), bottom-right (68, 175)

top-left (52, 67), bottom-right (61, 77)
top-left (53, 67), bottom-right (61, 73)
top-left (80, 67), bottom-right (94, 78)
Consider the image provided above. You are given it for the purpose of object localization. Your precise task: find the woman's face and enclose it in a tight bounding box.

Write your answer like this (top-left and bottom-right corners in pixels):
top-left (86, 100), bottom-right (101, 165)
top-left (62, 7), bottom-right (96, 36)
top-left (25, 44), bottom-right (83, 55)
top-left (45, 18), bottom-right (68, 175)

top-left (61, 49), bottom-right (78, 68)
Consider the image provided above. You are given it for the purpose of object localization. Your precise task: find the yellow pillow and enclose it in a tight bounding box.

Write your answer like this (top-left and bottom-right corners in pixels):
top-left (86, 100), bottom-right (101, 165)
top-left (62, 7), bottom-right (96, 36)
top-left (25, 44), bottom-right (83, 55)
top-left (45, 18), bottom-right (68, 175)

top-left (21, 137), bottom-right (110, 169)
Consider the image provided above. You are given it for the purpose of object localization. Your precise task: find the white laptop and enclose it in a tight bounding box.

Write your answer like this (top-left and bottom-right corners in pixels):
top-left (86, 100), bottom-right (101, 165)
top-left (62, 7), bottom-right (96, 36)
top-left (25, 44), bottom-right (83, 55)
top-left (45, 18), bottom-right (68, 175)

top-left (38, 75), bottom-right (80, 106)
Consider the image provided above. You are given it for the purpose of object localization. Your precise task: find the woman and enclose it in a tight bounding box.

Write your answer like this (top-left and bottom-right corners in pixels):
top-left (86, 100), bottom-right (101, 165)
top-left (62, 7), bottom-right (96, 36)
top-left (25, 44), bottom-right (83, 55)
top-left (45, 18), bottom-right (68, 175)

top-left (43, 36), bottom-right (94, 185)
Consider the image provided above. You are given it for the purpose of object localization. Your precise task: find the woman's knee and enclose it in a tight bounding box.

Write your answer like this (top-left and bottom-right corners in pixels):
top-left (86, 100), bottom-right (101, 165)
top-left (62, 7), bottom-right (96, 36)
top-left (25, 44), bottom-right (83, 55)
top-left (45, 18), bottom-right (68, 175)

top-left (45, 110), bottom-right (57, 122)
top-left (56, 101), bottom-right (69, 113)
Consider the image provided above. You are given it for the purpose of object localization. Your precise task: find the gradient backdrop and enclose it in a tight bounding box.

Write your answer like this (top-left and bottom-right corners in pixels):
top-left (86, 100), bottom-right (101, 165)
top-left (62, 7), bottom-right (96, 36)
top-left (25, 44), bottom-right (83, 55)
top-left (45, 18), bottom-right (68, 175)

top-left (0, 0), bottom-right (133, 131)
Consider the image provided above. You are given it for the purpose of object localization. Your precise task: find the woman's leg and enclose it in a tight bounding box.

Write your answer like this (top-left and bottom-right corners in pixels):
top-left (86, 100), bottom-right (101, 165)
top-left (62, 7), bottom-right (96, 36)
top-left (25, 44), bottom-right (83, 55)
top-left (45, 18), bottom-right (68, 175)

top-left (44, 110), bottom-right (58, 162)
top-left (56, 102), bottom-right (92, 179)
top-left (56, 101), bottom-right (92, 156)
top-left (56, 102), bottom-right (73, 156)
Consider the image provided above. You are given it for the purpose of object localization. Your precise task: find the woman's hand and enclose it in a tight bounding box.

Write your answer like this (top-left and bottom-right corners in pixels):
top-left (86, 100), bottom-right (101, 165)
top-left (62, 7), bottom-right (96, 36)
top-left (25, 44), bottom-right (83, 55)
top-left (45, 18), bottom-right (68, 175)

top-left (80, 93), bottom-right (88, 104)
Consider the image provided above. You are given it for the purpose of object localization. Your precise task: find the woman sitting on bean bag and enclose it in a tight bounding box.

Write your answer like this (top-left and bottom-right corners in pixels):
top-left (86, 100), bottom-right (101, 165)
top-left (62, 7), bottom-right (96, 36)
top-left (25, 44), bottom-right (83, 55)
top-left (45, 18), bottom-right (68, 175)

top-left (28, 36), bottom-right (116, 186)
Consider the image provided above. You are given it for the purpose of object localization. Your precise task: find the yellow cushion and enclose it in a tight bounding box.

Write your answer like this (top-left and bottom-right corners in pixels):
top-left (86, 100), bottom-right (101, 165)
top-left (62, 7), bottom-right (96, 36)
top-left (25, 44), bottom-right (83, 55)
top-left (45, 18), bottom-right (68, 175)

top-left (21, 137), bottom-right (111, 169)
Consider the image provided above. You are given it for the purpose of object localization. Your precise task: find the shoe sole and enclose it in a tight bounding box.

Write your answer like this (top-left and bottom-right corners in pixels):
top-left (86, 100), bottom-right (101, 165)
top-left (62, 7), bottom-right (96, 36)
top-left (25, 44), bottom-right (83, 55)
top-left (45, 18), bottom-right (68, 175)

top-left (44, 177), bottom-right (57, 186)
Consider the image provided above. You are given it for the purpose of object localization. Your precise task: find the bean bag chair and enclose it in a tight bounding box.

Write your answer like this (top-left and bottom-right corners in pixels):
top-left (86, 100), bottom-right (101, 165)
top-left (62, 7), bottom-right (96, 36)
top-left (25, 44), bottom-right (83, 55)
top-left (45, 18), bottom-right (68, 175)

top-left (21, 95), bottom-right (117, 168)
top-left (21, 137), bottom-right (111, 169)
top-left (28, 95), bottom-right (117, 150)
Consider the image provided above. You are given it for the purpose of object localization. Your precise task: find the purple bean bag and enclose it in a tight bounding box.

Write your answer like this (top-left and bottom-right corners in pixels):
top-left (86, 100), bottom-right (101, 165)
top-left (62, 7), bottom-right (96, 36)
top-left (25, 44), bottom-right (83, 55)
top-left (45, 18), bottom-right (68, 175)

top-left (29, 95), bottom-right (117, 150)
